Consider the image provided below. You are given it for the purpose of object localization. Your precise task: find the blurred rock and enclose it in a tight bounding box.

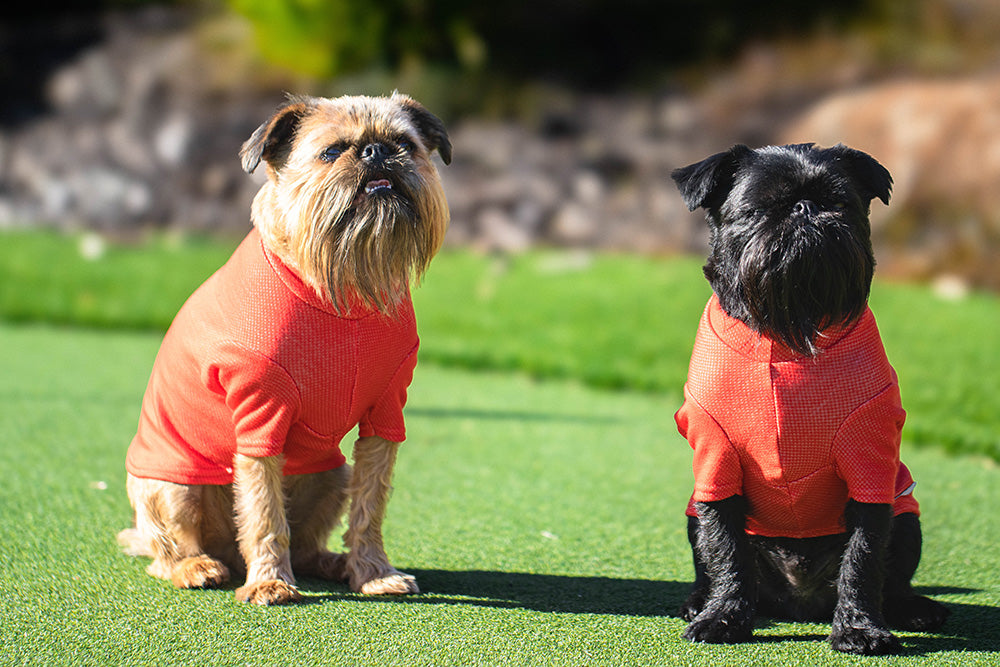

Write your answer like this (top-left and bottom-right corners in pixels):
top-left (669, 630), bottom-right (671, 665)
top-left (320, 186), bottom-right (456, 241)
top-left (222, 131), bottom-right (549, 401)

top-left (442, 103), bottom-right (716, 256)
top-left (783, 74), bottom-right (1000, 288)
top-left (1, 6), bottom-right (998, 290)
top-left (0, 7), bottom-right (277, 233)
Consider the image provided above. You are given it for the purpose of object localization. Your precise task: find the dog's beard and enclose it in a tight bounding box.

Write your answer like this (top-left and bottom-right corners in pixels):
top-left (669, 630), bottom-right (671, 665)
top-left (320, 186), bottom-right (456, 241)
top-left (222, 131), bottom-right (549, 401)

top-left (727, 215), bottom-right (874, 356)
top-left (310, 189), bottom-right (425, 315)
top-left (277, 162), bottom-right (448, 316)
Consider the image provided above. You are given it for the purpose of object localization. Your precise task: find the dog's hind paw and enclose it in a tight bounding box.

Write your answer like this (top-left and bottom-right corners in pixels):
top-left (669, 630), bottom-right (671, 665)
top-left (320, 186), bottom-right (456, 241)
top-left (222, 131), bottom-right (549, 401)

top-left (235, 579), bottom-right (303, 605)
top-left (312, 552), bottom-right (348, 581)
top-left (885, 595), bottom-right (950, 632)
top-left (357, 570), bottom-right (419, 596)
top-left (829, 625), bottom-right (901, 655)
top-left (678, 591), bottom-right (706, 622)
top-left (682, 611), bottom-right (753, 644)
top-left (293, 550), bottom-right (348, 581)
top-left (171, 555), bottom-right (230, 589)
top-left (116, 528), bottom-right (152, 557)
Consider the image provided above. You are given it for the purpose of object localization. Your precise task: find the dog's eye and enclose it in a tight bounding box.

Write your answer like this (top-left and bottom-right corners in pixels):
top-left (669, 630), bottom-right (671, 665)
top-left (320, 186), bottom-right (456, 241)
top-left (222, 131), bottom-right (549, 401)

top-left (320, 145), bottom-right (344, 162)
top-left (397, 138), bottom-right (415, 153)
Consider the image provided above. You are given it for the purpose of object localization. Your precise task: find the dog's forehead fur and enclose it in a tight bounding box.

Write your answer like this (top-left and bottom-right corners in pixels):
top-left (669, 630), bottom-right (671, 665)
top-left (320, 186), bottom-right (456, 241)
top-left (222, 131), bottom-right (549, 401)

top-left (731, 146), bottom-right (852, 209)
top-left (293, 94), bottom-right (422, 149)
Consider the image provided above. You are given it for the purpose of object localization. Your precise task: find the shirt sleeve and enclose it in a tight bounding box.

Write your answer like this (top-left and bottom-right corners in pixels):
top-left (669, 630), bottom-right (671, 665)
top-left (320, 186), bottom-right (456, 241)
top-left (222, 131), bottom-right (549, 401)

top-left (359, 341), bottom-right (419, 443)
top-left (209, 342), bottom-right (301, 458)
top-left (676, 387), bottom-right (743, 502)
top-left (832, 379), bottom-right (906, 505)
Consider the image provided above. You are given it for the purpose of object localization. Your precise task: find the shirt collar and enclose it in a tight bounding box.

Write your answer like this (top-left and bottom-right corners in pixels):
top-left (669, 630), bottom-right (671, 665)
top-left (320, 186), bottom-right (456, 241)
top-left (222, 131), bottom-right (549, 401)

top-left (706, 293), bottom-right (866, 362)
top-left (254, 229), bottom-right (380, 320)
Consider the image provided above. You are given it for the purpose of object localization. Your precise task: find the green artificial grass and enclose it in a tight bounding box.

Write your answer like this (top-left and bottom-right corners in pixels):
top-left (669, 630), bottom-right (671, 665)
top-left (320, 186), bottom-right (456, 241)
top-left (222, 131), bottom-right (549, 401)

top-left (2, 230), bottom-right (997, 462)
top-left (0, 324), bottom-right (997, 665)
top-left (0, 230), bottom-right (235, 331)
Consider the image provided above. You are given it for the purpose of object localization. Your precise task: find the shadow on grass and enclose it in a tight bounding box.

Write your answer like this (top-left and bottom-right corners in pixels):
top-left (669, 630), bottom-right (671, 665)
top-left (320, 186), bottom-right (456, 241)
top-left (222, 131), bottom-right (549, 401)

top-left (753, 596), bottom-right (1000, 656)
top-left (299, 569), bottom-right (687, 617)
top-left (896, 586), bottom-right (1000, 656)
top-left (756, 595), bottom-right (1000, 657)
top-left (297, 575), bottom-right (998, 655)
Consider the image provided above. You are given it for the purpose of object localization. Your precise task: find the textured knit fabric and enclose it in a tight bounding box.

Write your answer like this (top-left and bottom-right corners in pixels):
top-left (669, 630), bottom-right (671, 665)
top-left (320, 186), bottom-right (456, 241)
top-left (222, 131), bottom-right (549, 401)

top-left (126, 229), bottom-right (419, 485)
top-left (676, 294), bottom-right (919, 538)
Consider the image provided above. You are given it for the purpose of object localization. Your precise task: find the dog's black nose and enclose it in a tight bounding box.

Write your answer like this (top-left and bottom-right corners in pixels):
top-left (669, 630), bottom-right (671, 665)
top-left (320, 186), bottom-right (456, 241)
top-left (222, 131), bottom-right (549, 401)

top-left (793, 200), bottom-right (819, 218)
top-left (361, 143), bottom-right (389, 163)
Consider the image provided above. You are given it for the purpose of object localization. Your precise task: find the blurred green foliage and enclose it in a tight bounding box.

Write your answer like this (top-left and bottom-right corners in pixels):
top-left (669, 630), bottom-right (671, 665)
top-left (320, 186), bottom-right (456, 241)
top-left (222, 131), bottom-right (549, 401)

top-left (225, 0), bottom-right (485, 79)
top-left (223, 0), bottom-right (870, 83)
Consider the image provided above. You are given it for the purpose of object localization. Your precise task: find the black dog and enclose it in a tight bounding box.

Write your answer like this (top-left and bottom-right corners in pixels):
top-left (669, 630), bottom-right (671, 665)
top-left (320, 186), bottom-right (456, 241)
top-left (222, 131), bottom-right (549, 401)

top-left (671, 143), bottom-right (949, 655)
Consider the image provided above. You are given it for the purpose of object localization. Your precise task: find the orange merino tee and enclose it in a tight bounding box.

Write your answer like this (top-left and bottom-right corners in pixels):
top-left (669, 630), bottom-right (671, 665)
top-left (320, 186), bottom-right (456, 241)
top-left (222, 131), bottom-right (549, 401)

top-left (676, 295), bottom-right (919, 538)
top-left (126, 229), bottom-right (419, 485)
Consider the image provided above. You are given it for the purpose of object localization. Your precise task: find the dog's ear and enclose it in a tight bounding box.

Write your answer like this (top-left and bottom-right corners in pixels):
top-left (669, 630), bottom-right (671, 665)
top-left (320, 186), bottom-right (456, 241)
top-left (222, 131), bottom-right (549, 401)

top-left (398, 96), bottom-right (452, 165)
top-left (240, 98), bottom-right (312, 174)
top-left (828, 143), bottom-right (893, 206)
top-left (671, 144), bottom-right (753, 211)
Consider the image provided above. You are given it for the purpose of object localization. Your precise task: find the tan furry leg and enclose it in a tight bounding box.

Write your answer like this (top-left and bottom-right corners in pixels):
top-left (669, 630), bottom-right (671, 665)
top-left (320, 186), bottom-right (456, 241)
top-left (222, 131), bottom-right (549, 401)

top-left (232, 454), bottom-right (302, 605)
top-left (343, 436), bottom-right (418, 595)
top-left (198, 484), bottom-right (242, 575)
top-left (119, 473), bottom-right (231, 589)
top-left (286, 465), bottom-right (351, 580)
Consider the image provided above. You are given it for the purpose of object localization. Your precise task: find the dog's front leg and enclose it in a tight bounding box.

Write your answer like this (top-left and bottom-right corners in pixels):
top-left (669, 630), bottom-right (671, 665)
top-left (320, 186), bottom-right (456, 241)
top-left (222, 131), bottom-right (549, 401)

top-left (343, 436), bottom-right (418, 595)
top-left (829, 500), bottom-right (899, 655)
top-left (679, 515), bottom-right (710, 621)
top-left (232, 454), bottom-right (302, 605)
top-left (683, 496), bottom-right (756, 644)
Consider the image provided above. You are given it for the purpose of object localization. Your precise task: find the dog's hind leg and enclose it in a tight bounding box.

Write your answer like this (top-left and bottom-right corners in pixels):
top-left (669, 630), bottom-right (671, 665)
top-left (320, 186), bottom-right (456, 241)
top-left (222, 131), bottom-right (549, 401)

top-left (286, 464), bottom-right (351, 580)
top-left (882, 512), bottom-right (949, 631)
top-left (343, 436), bottom-right (418, 595)
top-left (119, 474), bottom-right (231, 589)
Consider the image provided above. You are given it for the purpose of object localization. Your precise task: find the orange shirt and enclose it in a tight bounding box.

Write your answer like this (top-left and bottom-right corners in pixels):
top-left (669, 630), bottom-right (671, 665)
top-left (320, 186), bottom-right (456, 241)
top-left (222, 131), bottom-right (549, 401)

top-left (126, 229), bottom-right (419, 485)
top-left (676, 295), bottom-right (919, 538)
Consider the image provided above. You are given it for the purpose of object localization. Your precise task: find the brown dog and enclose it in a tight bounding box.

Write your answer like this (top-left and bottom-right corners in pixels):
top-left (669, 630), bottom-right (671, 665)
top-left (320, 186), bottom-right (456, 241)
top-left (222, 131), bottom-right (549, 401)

top-left (118, 93), bottom-right (451, 605)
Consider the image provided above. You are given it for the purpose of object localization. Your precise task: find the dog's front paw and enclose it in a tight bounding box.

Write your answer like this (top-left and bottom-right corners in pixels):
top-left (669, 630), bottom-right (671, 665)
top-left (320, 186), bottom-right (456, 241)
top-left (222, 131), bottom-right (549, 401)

top-left (235, 579), bottom-right (303, 605)
top-left (346, 551), bottom-right (419, 595)
top-left (356, 570), bottom-right (419, 596)
top-left (829, 624), bottom-right (901, 655)
top-left (171, 555), bottom-right (230, 589)
top-left (682, 601), bottom-right (754, 644)
top-left (885, 595), bottom-right (950, 632)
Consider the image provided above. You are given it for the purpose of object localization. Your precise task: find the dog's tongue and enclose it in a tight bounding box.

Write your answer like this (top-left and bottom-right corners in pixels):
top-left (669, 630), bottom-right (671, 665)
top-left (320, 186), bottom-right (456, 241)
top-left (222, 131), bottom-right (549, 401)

top-left (365, 179), bottom-right (392, 194)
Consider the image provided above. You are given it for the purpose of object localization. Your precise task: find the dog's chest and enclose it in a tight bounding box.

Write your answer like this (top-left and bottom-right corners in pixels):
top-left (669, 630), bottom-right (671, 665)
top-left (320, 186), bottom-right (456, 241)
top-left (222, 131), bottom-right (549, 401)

top-left (268, 307), bottom-right (417, 435)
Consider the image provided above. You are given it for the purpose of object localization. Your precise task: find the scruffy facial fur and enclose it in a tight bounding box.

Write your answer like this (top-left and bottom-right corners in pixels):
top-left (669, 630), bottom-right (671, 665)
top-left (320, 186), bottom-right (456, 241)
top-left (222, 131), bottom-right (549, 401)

top-left (672, 143), bottom-right (890, 355)
top-left (241, 92), bottom-right (451, 314)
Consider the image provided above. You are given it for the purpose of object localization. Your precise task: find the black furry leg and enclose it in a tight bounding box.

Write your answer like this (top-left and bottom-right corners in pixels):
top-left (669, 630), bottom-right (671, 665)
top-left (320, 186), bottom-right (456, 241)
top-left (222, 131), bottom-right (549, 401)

top-left (829, 500), bottom-right (900, 655)
top-left (882, 513), bottom-right (950, 631)
top-left (679, 515), bottom-right (709, 621)
top-left (682, 497), bottom-right (756, 644)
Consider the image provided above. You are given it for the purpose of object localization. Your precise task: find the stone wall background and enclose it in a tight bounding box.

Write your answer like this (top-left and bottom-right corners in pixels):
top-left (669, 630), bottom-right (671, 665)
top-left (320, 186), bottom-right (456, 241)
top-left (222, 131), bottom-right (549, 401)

top-left (2, 5), bottom-right (999, 289)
